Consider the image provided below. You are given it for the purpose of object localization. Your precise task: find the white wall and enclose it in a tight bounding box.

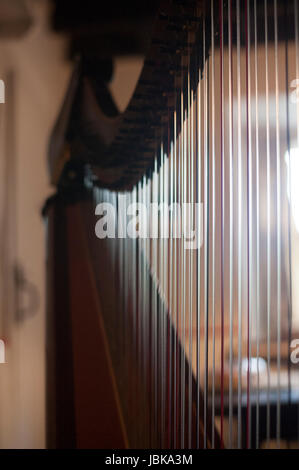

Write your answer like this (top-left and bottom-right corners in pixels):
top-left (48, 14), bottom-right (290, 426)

top-left (0, 0), bottom-right (70, 448)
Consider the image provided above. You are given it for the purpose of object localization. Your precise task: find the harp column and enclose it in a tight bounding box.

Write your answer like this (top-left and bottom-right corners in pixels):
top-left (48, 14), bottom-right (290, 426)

top-left (43, 173), bottom-right (128, 449)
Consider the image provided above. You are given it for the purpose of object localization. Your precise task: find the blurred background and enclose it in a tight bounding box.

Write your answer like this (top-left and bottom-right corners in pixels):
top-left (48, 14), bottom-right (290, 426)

top-left (0, 0), bottom-right (144, 448)
top-left (0, 0), bottom-right (70, 448)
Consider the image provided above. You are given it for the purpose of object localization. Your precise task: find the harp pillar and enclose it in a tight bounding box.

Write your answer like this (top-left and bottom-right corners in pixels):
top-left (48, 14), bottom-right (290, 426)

top-left (43, 187), bottom-right (128, 449)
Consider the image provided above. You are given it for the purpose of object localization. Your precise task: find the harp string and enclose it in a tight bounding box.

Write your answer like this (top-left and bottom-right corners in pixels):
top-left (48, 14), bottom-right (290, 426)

top-left (254, 0), bottom-right (261, 449)
top-left (210, 0), bottom-right (216, 450)
top-left (219, 0), bottom-right (225, 449)
top-left (228, 0), bottom-right (234, 450)
top-left (264, 0), bottom-right (272, 447)
top-left (173, 109), bottom-right (177, 449)
top-left (245, 0), bottom-right (252, 449)
top-left (274, 0), bottom-right (282, 447)
top-left (170, 91), bottom-right (174, 449)
top-left (196, 38), bottom-right (202, 449)
top-left (293, 0), bottom-right (299, 444)
top-left (203, 8), bottom-right (209, 449)
top-left (236, 0), bottom-right (243, 449)
top-left (188, 52), bottom-right (193, 452)
top-left (180, 74), bottom-right (185, 449)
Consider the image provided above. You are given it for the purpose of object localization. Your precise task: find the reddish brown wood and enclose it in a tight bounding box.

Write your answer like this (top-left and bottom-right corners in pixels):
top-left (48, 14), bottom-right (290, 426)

top-left (46, 200), bottom-right (76, 449)
top-left (45, 196), bottom-right (127, 448)
top-left (66, 203), bottom-right (128, 448)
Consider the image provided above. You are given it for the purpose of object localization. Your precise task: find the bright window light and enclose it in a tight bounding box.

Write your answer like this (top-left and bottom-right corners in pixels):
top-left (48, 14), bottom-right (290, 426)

top-left (241, 357), bottom-right (267, 374)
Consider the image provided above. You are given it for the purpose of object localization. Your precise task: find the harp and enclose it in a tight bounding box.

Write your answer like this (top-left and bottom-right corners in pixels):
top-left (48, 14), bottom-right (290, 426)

top-left (44, 0), bottom-right (299, 449)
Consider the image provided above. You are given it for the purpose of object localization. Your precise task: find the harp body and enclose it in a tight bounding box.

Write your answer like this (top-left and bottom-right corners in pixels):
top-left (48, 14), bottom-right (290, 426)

top-left (45, 0), bottom-right (299, 449)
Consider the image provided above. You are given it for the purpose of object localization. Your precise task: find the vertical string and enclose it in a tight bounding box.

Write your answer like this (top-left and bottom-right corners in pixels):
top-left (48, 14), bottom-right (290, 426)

top-left (284, 0), bottom-right (292, 419)
top-left (143, 178), bottom-right (147, 446)
top-left (190, 87), bottom-right (195, 449)
top-left (138, 181), bottom-right (143, 447)
top-left (177, 77), bottom-right (182, 449)
top-left (147, 176), bottom-right (151, 446)
top-left (133, 186), bottom-right (138, 447)
top-left (169, 116), bottom-right (174, 449)
top-left (294, 0), bottom-right (299, 445)
top-left (150, 167), bottom-right (157, 448)
top-left (203, 8), bottom-right (210, 449)
top-left (196, 48), bottom-right (202, 449)
top-left (254, 0), bottom-right (261, 449)
top-left (219, 0), bottom-right (225, 449)
top-left (183, 88), bottom-right (188, 449)
top-left (295, 0), bottom-right (299, 183)
top-left (210, 0), bottom-right (216, 449)
top-left (124, 191), bottom-right (128, 433)
top-left (264, 0), bottom-right (271, 447)
top-left (149, 176), bottom-right (152, 447)
top-left (245, 0), bottom-right (252, 449)
top-left (164, 148), bottom-right (169, 448)
top-left (236, 0), bottom-right (243, 449)
top-left (178, 82), bottom-right (183, 448)
top-left (274, 0), bottom-right (281, 448)
top-left (180, 78), bottom-right (186, 449)
top-left (153, 158), bottom-right (158, 447)
top-left (160, 153), bottom-right (164, 448)
top-left (173, 110), bottom-right (178, 449)
top-left (228, 0), bottom-right (234, 449)
top-left (188, 66), bottom-right (193, 449)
